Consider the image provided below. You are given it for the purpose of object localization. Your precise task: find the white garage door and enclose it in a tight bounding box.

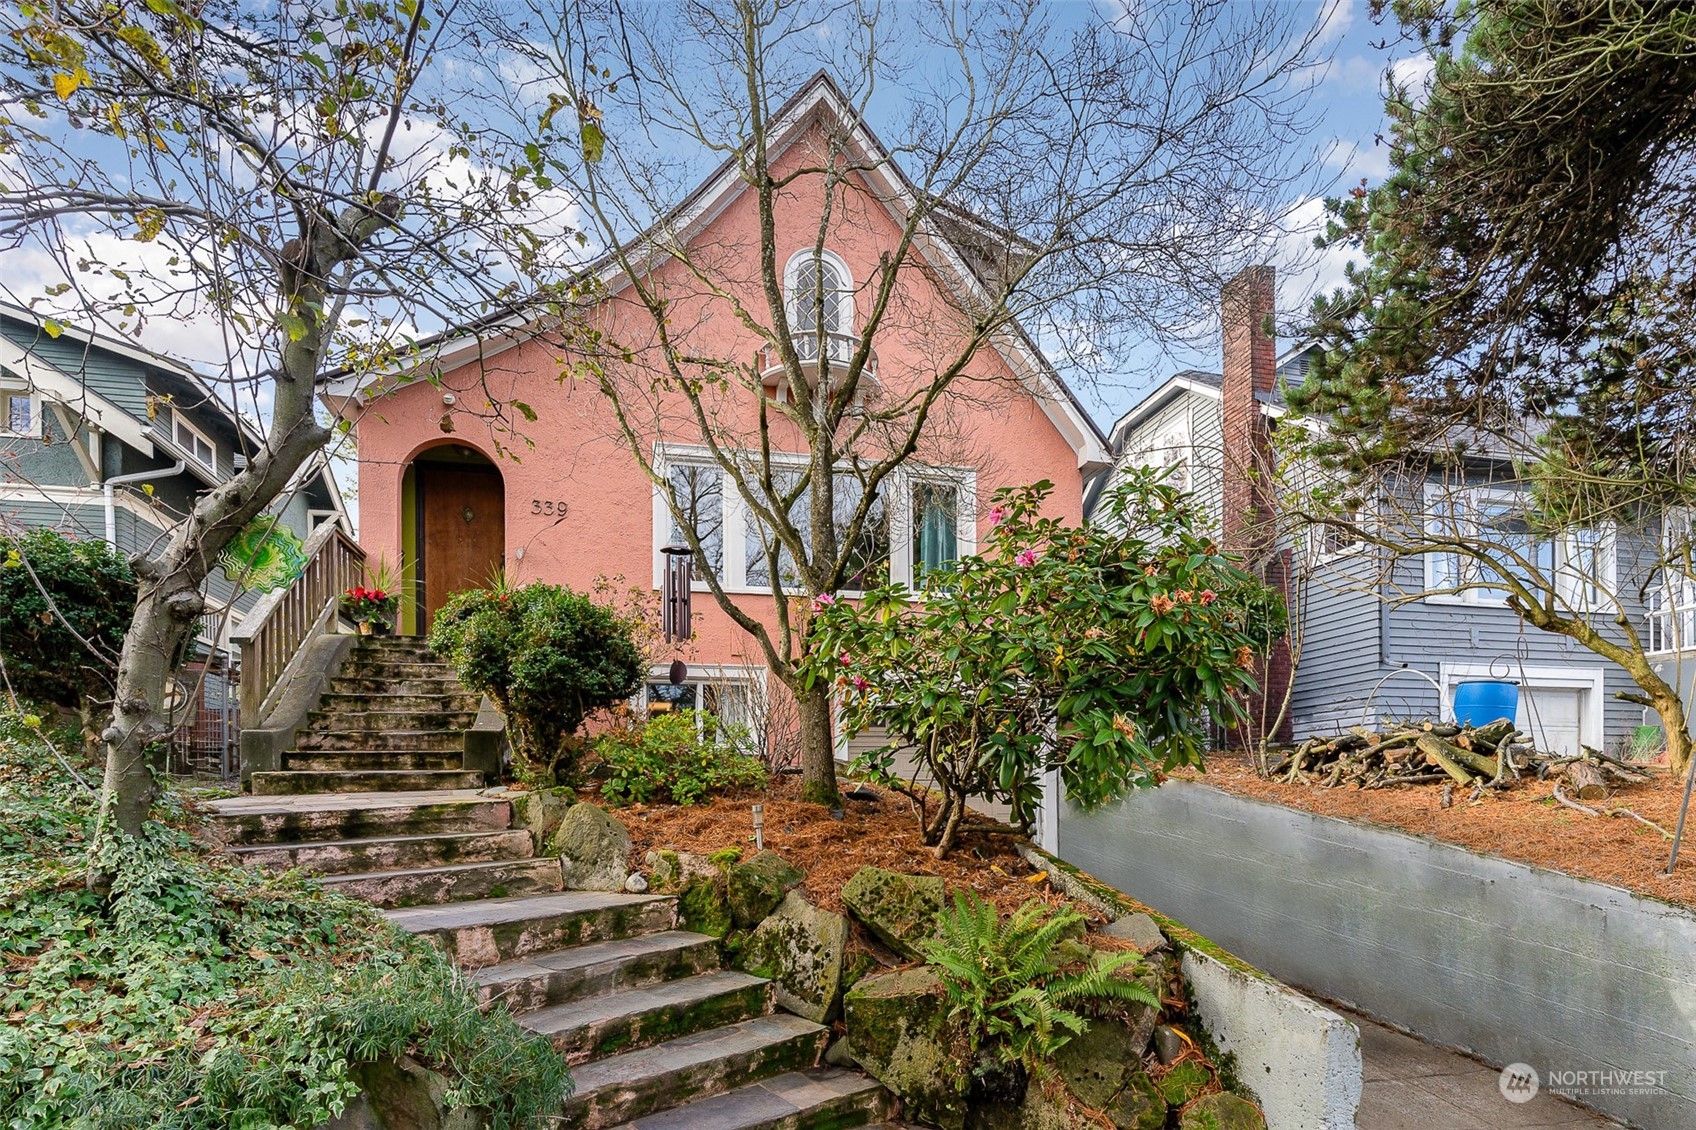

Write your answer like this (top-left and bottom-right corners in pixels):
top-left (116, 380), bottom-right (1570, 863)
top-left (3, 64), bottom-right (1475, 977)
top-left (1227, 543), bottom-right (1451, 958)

top-left (1519, 686), bottom-right (1585, 755)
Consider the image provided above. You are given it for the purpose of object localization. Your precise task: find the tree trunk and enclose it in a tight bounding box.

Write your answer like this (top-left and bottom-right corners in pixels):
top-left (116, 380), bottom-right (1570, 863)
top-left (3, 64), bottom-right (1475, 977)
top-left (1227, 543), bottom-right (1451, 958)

top-left (795, 681), bottom-right (839, 806)
top-left (87, 203), bottom-right (386, 881)
top-left (95, 577), bottom-right (201, 845)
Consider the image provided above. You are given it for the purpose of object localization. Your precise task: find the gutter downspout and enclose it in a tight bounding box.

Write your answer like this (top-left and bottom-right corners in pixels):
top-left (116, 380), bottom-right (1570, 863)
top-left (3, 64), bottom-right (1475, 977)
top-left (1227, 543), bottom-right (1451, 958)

top-left (104, 462), bottom-right (187, 548)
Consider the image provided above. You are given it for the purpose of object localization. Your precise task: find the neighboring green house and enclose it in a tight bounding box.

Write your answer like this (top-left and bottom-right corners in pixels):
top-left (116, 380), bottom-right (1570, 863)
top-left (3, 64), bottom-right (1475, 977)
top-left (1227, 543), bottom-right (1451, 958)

top-left (0, 302), bottom-right (349, 772)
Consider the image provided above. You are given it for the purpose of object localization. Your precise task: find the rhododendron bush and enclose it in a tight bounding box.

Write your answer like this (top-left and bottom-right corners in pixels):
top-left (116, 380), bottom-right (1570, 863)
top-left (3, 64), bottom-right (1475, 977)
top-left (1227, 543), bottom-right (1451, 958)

top-left (803, 472), bottom-right (1285, 856)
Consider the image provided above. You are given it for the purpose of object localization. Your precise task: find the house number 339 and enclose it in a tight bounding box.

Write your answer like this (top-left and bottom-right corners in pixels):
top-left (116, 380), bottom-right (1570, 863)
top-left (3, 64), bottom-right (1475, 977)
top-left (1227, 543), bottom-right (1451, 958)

top-left (531, 499), bottom-right (568, 516)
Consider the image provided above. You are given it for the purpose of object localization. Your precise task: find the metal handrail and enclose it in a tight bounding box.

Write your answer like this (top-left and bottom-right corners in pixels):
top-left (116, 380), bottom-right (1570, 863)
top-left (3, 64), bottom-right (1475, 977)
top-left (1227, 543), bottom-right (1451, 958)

top-left (232, 521), bottom-right (365, 724)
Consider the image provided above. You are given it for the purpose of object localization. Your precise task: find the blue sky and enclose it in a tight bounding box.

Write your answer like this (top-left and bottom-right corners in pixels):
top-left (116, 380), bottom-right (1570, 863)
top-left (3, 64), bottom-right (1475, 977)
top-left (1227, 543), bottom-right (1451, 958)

top-left (1085, 0), bottom-right (1430, 429)
top-left (0, 0), bottom-right (1428, 470)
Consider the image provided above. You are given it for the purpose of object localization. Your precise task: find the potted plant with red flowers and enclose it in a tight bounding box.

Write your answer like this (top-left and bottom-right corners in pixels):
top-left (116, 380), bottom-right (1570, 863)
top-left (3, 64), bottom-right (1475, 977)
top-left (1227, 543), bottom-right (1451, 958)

top-left (342, 555), bottom-right (402, 635)
top-left (341, 585), bottom-right (397, 635)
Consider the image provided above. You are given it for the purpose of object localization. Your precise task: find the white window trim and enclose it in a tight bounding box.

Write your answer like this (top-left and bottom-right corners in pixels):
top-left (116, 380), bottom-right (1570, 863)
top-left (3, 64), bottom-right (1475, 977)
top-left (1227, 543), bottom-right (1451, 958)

top-left (1553, 523), bottom-right (1617, 613)
top-left (652, 446), bottom-right (975, 596)
top-left (1422, 485), bottom-right (1553, 607)
top-left (638, 663), bottom-right (767, 739)
top-left (782, 248), bottom-right (854, 334)
top-left (171, 409), bottom-right (218, 471)
top-left (1437, 662), bottom-right (1605, 751)
top-left (0, 382), bottom-right (39, 439)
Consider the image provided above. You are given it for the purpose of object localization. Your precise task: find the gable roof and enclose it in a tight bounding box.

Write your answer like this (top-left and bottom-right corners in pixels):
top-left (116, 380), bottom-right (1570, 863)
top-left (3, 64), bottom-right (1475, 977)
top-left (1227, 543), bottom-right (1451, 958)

top-left (325, 72), bottom-right (1110, 473)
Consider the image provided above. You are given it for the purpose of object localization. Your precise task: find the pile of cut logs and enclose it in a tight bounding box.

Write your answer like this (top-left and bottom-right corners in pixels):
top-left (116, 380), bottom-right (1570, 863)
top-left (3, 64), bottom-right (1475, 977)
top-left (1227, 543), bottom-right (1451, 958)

top-left (1267, 720), bottom-right (1652, 800)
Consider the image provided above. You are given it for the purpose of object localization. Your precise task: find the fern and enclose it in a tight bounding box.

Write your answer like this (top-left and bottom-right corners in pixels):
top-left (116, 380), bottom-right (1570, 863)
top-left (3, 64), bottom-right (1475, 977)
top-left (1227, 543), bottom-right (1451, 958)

top-left (921, 892), bottom-right (1160, 1074)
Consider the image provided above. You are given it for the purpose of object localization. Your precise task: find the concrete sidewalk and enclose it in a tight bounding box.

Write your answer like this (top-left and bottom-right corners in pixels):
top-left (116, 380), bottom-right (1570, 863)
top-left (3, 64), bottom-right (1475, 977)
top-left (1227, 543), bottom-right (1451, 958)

top-left (1348, 1009), bottom-right (1624, 1129)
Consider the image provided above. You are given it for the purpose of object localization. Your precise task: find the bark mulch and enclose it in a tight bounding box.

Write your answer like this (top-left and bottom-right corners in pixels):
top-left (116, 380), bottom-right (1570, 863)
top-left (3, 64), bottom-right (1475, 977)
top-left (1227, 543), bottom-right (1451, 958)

top-left (613, 772), bottom-right (1074, 918)
top-left (1178, 752), bottom-right (1696, 910)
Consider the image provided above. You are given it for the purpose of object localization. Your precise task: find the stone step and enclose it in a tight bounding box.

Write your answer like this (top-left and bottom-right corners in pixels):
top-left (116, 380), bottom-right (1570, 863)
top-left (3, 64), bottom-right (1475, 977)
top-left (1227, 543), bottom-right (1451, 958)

top-left (282, 751), bottom-right (465, 772)
top-left (207, 791), bottom-right (509, 845)
top-left (472, 930), bottom-right (722, 1014)
top-left (293, 729), bottom-right (467, 753)
top-left (306, 709), bottom-right (478, 732)
top-left (249, 769), bottom-right (487, 796)
top-left (349, 638), bottom-right (439, 655)
top-left (563, 1013), bottom-right (830, 1130)
top-left (526, 969), bottom-right (773, 1062)
top-left (317, 692), bottom-right (481, 714)
top-left (230, 828), bottom-right (534, 876)
top-left (386, 891), bottom-right (678, 966)
top-left (606, 1069), bottom-right (893, 1130)
top-left (322, 857), bottom-right (564, 908)
top-left (328, 676), bottom-right (468, 697)
top-left (334, 654), bottom-right (457, 671)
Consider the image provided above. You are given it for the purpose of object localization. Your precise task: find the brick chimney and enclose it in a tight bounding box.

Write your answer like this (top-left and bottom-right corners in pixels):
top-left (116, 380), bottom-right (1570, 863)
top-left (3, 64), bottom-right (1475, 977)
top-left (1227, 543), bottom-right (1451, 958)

top-left (1219, 264), bottom-right (1292, 746)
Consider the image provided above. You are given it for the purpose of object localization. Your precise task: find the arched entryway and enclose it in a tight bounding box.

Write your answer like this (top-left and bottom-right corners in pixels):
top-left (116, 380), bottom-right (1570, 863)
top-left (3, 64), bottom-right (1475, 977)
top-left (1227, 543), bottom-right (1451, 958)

top-left (404, 444), bottom-right (505, 633)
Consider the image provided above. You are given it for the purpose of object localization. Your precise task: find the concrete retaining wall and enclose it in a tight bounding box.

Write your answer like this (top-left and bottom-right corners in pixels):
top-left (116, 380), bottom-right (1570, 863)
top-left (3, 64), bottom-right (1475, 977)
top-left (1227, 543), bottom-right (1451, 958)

top-left (1059, 780), bottom-right (1696, 1129)
top-left (1022, 845), bottom-right (1362, 1130)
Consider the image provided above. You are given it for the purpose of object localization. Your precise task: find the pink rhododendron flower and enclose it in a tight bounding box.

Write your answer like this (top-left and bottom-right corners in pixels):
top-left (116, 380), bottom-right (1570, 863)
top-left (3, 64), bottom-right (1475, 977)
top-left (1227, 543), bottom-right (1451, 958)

top-left (988, 504), bottom-right (1009, 525)
top-left (1014, 548), bottom-right (1037, 568)
top-left (850, 675), bottom-right (869, 691)
top-left (841, 652), bottom-right (852, 666)
top-left (812, 593), bottom-right (836, 611)
top-left (1199, 589), bottom-right (1218, 606)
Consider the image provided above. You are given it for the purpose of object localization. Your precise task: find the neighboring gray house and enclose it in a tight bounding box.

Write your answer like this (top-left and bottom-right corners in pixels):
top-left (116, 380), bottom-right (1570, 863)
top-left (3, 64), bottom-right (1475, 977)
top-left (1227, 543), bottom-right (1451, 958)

top-left (0, 303), bottom-right (349, 769)
top-left (1090, 268), bottom-right (1647, 757)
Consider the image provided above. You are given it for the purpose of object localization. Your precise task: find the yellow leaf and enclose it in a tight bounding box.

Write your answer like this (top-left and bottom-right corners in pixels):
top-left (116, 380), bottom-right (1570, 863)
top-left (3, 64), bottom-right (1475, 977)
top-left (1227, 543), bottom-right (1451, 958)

top-left (53, 73), bottom-right (80, 100)
top-left (1024, 870), bottom-right (1048, 884)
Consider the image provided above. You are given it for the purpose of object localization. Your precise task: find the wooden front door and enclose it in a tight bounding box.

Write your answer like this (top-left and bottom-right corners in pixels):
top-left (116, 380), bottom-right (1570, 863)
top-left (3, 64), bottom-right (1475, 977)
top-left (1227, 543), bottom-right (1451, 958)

top-left (418, 463), bottom-right (504, 630)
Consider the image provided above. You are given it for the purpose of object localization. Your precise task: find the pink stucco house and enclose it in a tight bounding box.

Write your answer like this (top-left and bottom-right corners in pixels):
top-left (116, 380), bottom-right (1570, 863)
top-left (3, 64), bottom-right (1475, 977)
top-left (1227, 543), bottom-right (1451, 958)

top-left (326, 75), bottom-right (1108, 732)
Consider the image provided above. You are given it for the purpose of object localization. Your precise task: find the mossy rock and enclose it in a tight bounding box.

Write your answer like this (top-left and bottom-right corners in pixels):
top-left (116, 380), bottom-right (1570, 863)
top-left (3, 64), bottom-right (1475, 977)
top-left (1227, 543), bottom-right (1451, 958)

top-left (841, 866), bottom-right (944, 960)
top-left (844, 967), bottom-right (969, 1130)
top-left (330, 1055), bottom-right (486, 1130)
top-left (508, 787), bottom-right (575, 853)
top-left (645, 848), bottom-right (718, 892)
top-left (1176, 1091), bottom-right (1266, 1130)
top-left (726, 849), bottom-right (804, 928)
top-left (965, 1079), bottom-right (1069, 1130)
top-left (1159, 1061), bottom-right (1212, 1108)
top-left (550, 803), bottom-right (629, 891)
top-left (1104, 1070), bottom-right (1165, 1130)
top-left (677, 875), bottom-right (732, 938)
top-left (1055, 1017), bottom-right (1143, 1109)
top-left (736, 890), bottom-right (848, 1023)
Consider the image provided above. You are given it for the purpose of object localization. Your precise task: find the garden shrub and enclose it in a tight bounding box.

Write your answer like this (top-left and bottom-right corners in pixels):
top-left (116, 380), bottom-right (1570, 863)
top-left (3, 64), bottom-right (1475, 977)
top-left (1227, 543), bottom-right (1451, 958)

top-left (0, 718), bottom-right (567, 1128)
top-left (597, 710), bottom-right (768, 806)
top-left (806, 472), bottom-right (1286, 855)
top-left (429, 582), bottom-right (645, 783)
top-left (0, 528), bottom-right (136, 742)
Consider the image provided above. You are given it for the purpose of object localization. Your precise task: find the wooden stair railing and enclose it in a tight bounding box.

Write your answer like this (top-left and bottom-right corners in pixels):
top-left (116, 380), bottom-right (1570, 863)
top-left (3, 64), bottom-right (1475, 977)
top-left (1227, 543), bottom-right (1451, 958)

top-left (231, 521), bottom-right (365, 727)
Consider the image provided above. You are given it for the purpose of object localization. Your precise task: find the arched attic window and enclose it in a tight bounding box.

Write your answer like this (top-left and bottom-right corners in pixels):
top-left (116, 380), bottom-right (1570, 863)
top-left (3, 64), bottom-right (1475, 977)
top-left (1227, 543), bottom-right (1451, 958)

top-left (784, 249), bottom-right (854, 337)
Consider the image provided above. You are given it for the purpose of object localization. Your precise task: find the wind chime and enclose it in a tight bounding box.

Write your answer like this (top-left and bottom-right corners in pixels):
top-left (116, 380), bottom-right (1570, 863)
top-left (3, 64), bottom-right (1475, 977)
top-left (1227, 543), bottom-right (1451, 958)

top-left (660, 544), bottom-right (692, 687)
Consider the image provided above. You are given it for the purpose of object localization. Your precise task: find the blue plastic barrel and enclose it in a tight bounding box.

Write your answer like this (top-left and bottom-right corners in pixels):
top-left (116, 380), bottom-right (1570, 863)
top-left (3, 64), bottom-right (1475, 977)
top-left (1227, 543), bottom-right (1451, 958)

top-left (1453, 680), bottom-right (1518, 728)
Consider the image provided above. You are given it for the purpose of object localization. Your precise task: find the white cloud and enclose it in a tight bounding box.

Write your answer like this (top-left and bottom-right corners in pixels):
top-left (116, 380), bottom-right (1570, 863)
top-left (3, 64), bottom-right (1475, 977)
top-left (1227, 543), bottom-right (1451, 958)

top-left (1321, 136), bottom-right (1391, 184)
top-left (1316, 0), bottom-right (1354, 45)
top-left (1388, 53), bottom-right (1436, 102)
